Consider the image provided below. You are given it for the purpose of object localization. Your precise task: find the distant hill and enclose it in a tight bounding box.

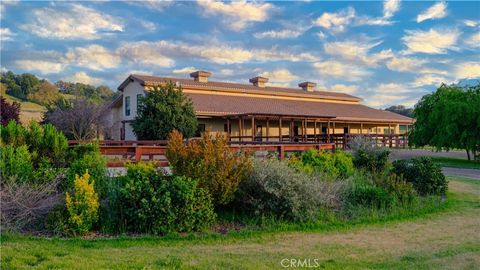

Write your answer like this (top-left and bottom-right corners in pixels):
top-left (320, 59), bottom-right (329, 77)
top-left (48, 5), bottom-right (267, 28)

top-left (2, 93), bottom-right (46, 124)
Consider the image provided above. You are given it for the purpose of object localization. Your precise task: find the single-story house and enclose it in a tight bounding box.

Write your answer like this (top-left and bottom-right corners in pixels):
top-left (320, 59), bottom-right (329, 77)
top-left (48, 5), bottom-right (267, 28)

top-left (107, 70), bottom-right (413, 143)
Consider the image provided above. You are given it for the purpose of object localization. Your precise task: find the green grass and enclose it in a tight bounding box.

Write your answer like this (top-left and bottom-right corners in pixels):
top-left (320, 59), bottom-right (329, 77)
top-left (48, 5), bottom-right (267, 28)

top-left (430, 156), bottom-right (480, 169)
top-left (2, 177), bottom-right (479, 269)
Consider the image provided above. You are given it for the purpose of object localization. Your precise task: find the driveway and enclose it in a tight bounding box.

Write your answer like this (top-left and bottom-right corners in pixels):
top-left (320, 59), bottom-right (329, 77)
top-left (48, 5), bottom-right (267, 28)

top-left (442, 167), bottom-right (480, 180)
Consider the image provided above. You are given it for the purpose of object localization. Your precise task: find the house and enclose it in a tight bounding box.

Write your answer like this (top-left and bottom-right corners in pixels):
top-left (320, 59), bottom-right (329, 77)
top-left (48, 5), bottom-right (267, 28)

top-left (107, 70), bottom-right (413, 144)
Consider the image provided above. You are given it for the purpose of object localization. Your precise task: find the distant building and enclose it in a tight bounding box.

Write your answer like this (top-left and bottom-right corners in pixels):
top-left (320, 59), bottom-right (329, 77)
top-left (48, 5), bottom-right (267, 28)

top-left (107, 70), bottom-right (413, 142)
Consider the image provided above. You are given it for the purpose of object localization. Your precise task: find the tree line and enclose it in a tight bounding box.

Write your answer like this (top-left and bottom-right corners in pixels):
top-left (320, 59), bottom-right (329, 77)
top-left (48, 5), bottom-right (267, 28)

top-left (0, 71), bottom-right (116, 105)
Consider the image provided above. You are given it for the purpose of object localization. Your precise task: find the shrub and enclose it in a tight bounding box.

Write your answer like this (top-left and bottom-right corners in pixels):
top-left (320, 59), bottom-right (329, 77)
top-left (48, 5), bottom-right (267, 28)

top-left (0, 120), bottom-right (26, 146)
top-left (300, 149), bottom-right (354, 179)
top-left (350, 136), bottom-right (390, 174)
top-left (236, 159), bottom-right (344, 221)
top-left (392, 157), bottom-right (448, 196)
top-left (373, 173), bottom-right (417, 205)
top-left (65, 171), bottom-right (99, 235)
top-left (0, 145), bottom-right (33, 184)
top-left (119, 162), bottom-right (215, 235)
top-left (66, 147), bottom-right (106, 191)
top-left (344, 180), bottom-right (396, 209)
top-left (167, 130), bottom-right (252, 206)
top-left (0, 97), bottom-right (20, 126)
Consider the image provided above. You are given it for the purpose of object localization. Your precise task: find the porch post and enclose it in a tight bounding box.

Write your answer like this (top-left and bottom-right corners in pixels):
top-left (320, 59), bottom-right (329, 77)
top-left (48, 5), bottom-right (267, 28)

top-left (251, 116), bottom-right (255, 142)
top-left (360, 123), bottom-right (363, 135)
top-left (279, 117), bottom-right (282, 142)
top-left (239, 117), bottom-right (242, 143)
top-left (301, 119), bottom-right (305, 142)
top-left (289, 119), bottom-right (293, 142)
top-left (266, 118), bottom-right (270, 142)
top-left (327, 120), bottom-right (331, 143)
top-left (226, 118), bottom-right (231, 141)
top-left (314, 120), bottom-right (317, 142)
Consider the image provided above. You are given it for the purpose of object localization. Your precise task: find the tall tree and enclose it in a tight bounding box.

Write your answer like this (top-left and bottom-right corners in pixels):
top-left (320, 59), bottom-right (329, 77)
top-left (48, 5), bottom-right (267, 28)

top-left (27, 81), bottom-right (60, 105)
top-left (385, 105), bottom-right (413, 117)
top-left (132, 82), bottom-right (198, 140)
top-left (410, 83), bottom-right (480, 160)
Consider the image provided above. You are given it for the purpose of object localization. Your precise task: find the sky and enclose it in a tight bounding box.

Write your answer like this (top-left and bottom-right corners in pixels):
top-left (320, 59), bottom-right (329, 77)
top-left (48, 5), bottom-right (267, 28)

top-left (1, 0), bottom-right (479, 108)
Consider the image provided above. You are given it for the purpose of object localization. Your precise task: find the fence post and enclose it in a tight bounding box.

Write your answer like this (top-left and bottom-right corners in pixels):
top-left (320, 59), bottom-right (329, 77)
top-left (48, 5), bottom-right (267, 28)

top-left (135, 146), bottom-right (142, 162)
top-left (278, 145), bottom-right (285, 160)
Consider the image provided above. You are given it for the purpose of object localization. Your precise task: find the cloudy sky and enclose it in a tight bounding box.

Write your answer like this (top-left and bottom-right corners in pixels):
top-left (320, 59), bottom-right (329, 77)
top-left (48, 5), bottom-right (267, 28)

top-left (1, 0), bottom-right (479, 108)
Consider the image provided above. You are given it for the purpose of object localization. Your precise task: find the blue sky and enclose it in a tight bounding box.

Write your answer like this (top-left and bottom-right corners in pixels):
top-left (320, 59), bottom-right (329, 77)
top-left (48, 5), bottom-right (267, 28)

top-left (1, 0), bottom-right (479, 108)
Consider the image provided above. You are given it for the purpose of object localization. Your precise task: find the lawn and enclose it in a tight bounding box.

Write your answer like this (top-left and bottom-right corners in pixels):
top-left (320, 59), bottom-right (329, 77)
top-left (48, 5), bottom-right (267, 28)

top-left (1, 177), bottom-right (479, 270)
top-left (430, 157), bottom-right (480, 170)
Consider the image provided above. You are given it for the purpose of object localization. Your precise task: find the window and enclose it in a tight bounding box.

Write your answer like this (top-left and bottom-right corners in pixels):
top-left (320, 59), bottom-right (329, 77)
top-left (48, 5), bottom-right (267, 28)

top-left (195, 124), bottom-right (206, 137)
top-left (343, 127), bottom-right (349, 134)
top-left (223, 123), bottom-right (231, 133)
top-left (136, 94), bottom-right (143, 111)
top-left (125, 96), bottom-right (130, 116)
top-left (321, 126), bottom-right (327, 134)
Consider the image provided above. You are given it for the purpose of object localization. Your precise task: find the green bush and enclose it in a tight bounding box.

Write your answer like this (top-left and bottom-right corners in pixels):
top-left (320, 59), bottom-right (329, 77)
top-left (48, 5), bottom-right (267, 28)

top-left (350, 136), bottom-right (391, 174)
top-left (32, 157), bottom-right (66, 185)
top-left (119, 162), bottom-right (216, 235)
top-left (66, 147), bottom-right (106, 191)
top-left (299, 149), bottom-right (354, 179)
top-left (374, 173), bottom-right (417, 205)
top-left (344, 180), bottom-right (396, 209)
top-left (0, 145), bottom-right (33, 184)
top-left (392, 157), bottom-right (448, 196)
top-left (0, 120), bottom-right (26, 146)
top-left (236, 159), bottom-right (344, 221)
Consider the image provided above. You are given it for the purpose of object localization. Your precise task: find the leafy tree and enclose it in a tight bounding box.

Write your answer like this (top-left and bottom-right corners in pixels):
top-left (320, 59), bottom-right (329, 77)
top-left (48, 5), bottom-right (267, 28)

top-left (27, 81), bottom-right (59, 105)
top-left (132, 82), bottom-right (198, 140)
top-left (410, 83), bottom-right (480, 160)
top-left (0, 96), bottom-right (20, 126)
top-left (385, 105), bottom-right (413, 118)
top-left (43, 97), bottom-right (108, 141)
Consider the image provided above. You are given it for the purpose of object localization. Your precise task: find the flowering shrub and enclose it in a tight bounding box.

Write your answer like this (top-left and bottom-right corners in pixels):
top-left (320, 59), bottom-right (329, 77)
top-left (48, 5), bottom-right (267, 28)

top-left (65, 171), bottom-right (99, 235)
top-left (167, 130), bottom-right (252, 205)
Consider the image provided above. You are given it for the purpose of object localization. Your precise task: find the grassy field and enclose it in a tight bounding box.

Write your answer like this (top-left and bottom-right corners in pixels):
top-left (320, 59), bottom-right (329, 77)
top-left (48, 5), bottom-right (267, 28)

top-left (2, 94), bottom-right (46, 124)
top-left (1, 177), bottom-right (479, 269)
top-left (431, 157), bottom-right (480, 170)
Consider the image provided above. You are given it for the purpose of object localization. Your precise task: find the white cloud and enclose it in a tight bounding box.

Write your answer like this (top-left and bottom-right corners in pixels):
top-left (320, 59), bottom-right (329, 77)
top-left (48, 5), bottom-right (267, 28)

top-left (14, 60), bottom-right (64, 74)
top-left (197, 1), bottom-right (273, 31)
top-left (465, 32), bottom-right (480, 49)
top-left (386, 56), bottom-right (425, 72)
top-left (219, 69), bottom-right (234, 76)
top-left (314, 7), bottom-right (355, 33)
top-left (117, 40), bottom-right (319, 65)
top-left (172, 67), bottom-right (198, 74)
top-left (64, 71), bottom-right (103, 85)
top-left (411, 74), bottom-right (449, 87)
top-left (254, 29), bottom-right (304, 39)
top-left (363, 83), bottom-right (418, 108)
top-left (402, 28), bottom-right (459, 54)
top-left (355, 16), bottom-right (394, 26)
top-left (21, 4), bottom-right (123, 40)
top-left (383, 0), bottom-right (400, 18)
top-left (0, 28), bottom-right (15, 41)
top-left (463, 20), bottom-right (478, 27)
top-left (140, 20), bottom-right (156, 32)
top-left (116, 70), bottom-right (153, 82)
top-left (126, 1), bottom-right (173, 11)
top-left (259, 69), bottom-right (299, 87)
top-left (324, 39), bottom-right (393, 66)
top-left (455, 62), bottom-right (480, 79)
top-left (0, 0), bottom-right (18, 17)
top-left (417, 2), bottom-right (447, 23)
top-left (313, 61), bottom-right (370, 81)
top-left (65, 45), bottom-right (121, 71)
top-left (315, 31), bottom-right (327, 40)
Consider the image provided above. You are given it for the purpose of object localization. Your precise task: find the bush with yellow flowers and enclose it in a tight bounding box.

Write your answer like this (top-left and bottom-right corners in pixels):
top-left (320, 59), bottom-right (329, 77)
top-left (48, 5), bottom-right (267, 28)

top-left (65, 170), bottom-right (99, 235)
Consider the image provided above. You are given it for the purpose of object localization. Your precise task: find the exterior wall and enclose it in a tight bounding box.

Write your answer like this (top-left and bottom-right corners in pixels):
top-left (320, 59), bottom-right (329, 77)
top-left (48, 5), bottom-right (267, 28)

top-left (122, 81), bottom-right (145, 121)
top-left (125, 122), bottom-right (136, 141)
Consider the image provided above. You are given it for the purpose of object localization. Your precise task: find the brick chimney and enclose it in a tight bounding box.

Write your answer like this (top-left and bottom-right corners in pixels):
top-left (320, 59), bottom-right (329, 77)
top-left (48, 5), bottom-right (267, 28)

top-left (298, 81), bottom-right (316, 92)
top-left (190, 70), bottom-right (211, 83)
top-left (249, 76), bottom-right (268, 88)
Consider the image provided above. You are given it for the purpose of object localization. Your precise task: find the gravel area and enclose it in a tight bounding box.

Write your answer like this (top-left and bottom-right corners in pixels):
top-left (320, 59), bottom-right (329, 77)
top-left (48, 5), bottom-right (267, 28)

top-left (442, 167), bottom-right (480, 180)
top-left (390, 149), bottom-right (468, 161)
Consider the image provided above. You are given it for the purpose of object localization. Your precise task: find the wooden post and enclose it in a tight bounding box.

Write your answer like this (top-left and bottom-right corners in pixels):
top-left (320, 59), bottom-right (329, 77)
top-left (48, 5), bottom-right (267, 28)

top-left (389, 123), bottom-right (392, 148)
top-left (227, 118), bottom-right (231, 141)
top-left (266, 118), bottom-right (269, 142)
top-left (314, 120), bottom-right (317, 142)
top-left (135, 146), bottom-right (142, 162)
top-left (327, 120), bottom-right (331, 143)
top-left (360, 123), bottom-right (363, 135)
top-left (251, 116), bottom-right (255, 142)
top-left (279, 118), bottom-right (282, 142)
top-left (301, 119), bottom-right (305, 142)
top-left (239, 117), bottom-right (242, 143)
top-left (289, 119), bottom-right (293, 142)
top-left (279, 145), bottom-right (285, 160)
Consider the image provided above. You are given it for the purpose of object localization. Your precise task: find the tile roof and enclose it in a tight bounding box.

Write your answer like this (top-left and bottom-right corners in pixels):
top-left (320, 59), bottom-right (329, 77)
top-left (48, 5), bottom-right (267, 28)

top-left (120, 74), bottom-right (362, 102)
top-left (188, 93), bottom-right (413, 123)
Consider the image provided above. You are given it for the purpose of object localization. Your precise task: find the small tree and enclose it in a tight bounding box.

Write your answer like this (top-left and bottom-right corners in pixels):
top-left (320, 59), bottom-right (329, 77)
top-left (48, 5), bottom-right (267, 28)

top-left (132, 82), bottom-right (198, 140)
top-left (43, 97), bottom-right (107, 141)
top-left (0, 97), bottom-right (20, 126)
